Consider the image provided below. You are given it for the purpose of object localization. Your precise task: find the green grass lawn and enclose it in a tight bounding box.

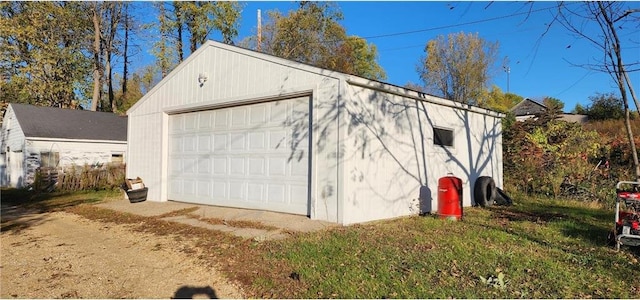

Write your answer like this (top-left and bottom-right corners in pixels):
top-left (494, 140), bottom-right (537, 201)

top-left (244, 194), bottom-right (640, 299)
top-left (2, 188), bottom-right (639, 298)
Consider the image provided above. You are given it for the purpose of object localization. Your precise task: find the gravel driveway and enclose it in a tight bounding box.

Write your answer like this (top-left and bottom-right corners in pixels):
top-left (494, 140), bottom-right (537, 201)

top-left (1, 207), bottom-right (243, 299)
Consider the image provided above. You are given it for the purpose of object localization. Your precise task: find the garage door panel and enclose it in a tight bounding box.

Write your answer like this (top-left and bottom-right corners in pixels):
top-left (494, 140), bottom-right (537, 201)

top-left (269, 102), bottom-right (287, 123)
top-left (268, 157), bottom-right (286, 176)
top-left (269, 131), bottom-right (287, 150)
top-left (229, 181), bottom-right (245, 200)
top-left (213, 157), bottom-right (227, 174)
top-left (184, 135), bottom-right (196, 152)
top-left (248, 157), bottom-right (264, 175)
top-left (231, 109), bottom-right (246, 127)
top-left (212, 181), bottom-right (226, 198)
top-left (213, 134), bottom-right (227, 152)
top-left (247, 183), bottom-right (264, 202)
top-left (171, 137), bottom-right (182, 152)
top-left (267, 184), bottom-right (286, 203)
top-left (199, 111), bottom-right (213, 128)
top-left (229, 133), bottom-right (245, 150)
top-left (250, 105), bottom-right (267, 124)
top-left (171, 115), bottom-right (183, 132)
top-left (183, 181), bottom-right (195, 195)
top-left (214, 110), bottom-right (228, 128)
top-left (229, 157), bottom-right (244, 175)
top-left (185, 114), bottom-right (197, 130)
top-left (197, 135), bottom-right (211, 152)
top-left (290, 156), bottom-right (308, 177)
top-left (248, 132), bottom-right (266, 150)
top-left (168, 96), bottom-right (310, 215)
top-left (197, 157), bottom-right (210, 174)
top-left (197, 181), bottom-right (210, 197)
top-left (170, 180), bottom-right (182, 195)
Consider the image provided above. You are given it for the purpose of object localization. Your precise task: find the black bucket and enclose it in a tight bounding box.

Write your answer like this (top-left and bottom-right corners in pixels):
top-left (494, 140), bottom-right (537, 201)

top-left (126, 187), bottom-right (148, 203)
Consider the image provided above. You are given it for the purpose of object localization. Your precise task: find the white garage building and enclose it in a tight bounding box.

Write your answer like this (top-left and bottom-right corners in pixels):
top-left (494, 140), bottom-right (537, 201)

top-left (126, 40), bottom-right (503, 225)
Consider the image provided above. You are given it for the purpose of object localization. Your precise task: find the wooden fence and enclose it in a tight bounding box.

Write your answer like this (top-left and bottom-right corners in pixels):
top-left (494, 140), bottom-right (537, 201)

top-left (36, 164), bottom-right (126, 192)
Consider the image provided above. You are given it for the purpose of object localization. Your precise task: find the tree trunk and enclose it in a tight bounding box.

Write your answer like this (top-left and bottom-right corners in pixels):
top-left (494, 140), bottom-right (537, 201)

top-left (106, 3), bottom-right (121, 113)
top-left (597, 2), bottom-right (640, 181)
top-left (91, 2), bottom-right (101, 111)
top-left (624, 70), bottom-right (640, 114)
top-left (174, 2), bottom-right (184, 62)
top-left (121, 5), bottom-right (129, 104)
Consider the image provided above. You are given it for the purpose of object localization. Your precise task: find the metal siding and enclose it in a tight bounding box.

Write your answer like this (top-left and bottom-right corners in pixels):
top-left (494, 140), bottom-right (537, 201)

top-left (127, 113), bottom-right (163, 201)
top-left (340, 84), bottom-right (503, 225)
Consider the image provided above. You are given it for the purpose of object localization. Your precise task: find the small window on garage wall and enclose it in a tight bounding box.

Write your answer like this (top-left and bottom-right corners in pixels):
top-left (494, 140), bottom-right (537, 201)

top-left (111, 153), bottom-right (124, 164)
top-left (433, 127), bottom-right (454, 147)
top-left (40, 151), bottom-right (59, 168)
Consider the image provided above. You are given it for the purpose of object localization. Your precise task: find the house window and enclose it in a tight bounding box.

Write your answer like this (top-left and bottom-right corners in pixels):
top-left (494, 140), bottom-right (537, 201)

top-left (40, 151), bottom-right (59, 168)
top-left (434, 127), bottom-right (454, 147)
top-left (111, 153), bottom-right (124, 164)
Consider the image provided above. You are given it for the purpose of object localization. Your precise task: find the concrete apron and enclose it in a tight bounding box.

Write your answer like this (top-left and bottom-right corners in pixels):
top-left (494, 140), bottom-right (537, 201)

top-left (96, 199), bottom-right (337, 241)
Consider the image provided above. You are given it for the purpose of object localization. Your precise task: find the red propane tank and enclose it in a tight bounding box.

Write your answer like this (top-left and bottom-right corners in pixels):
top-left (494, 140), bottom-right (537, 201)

top-left (438, 175), bottom-right (463, 220)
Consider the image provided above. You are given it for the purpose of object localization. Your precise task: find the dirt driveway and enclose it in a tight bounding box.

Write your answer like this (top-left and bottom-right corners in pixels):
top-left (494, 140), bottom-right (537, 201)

top-left (1, 207), bottom-right (244, 299)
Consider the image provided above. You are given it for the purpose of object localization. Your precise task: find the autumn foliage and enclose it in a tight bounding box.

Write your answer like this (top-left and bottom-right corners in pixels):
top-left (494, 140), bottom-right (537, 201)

top-left (503, 116), bottom-right (640, 207)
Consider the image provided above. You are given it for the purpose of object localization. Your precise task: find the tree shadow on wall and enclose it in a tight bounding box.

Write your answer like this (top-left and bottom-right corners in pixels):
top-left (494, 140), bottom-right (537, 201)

top-left (286, 78), bottom-right (502, 209)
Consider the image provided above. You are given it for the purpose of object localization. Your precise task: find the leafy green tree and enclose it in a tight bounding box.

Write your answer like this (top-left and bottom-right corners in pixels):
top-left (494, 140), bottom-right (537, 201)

top-left (253, 2), bottom-right (386, 80)
top-left (478, 85), bottom-right (523, 112)
top-left (113, 71), bottom-right (147, 114)
top-left (543, 96), bottom-right (564, 112)
top-left (151, 1), bottom-right (241, 78)
top-left (573, 103), bottom-right (588, 115)
top-left (0, 2), bottom-right (92, 108)
top-left (418, 32), bottom-right (499, 105)
top-left (585, 92), bottom-right (625, 120)
top-left (151, 2), bottom-right (178, 78)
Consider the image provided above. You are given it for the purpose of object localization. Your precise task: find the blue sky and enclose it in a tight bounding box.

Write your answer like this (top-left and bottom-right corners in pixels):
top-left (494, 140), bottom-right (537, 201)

top-left (131, 1), bottom-right (639, 111)
top-left (229, 1), bottom-right (640, 111)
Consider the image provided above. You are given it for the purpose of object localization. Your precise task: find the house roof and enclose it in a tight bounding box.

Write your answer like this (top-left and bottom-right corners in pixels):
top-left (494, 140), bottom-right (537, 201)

top-left (9, 103), bottom-right (127, 141)
top-left (510, 98), bottom-right (547, 116)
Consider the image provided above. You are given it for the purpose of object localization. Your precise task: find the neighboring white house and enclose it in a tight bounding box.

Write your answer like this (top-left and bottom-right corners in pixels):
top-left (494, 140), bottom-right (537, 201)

top-left (126, 40), bottom-right (504, 225)
top-left (0, 103), bottom-right (128, 188)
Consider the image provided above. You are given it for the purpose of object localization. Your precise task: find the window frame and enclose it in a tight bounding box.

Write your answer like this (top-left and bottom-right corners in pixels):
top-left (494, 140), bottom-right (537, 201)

top-left (433, 126), bottom-right (455, 148)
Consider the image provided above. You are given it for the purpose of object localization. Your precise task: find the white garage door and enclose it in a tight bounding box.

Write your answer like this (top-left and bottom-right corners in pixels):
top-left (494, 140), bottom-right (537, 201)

top-left (168, 96), bottom-right (310, 215)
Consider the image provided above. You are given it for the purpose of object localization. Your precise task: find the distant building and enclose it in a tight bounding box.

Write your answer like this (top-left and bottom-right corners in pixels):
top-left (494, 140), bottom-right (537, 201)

top-left (0, 103), bottom-right (128, 188)
top-left (511, 98), bottom-right (588, 123)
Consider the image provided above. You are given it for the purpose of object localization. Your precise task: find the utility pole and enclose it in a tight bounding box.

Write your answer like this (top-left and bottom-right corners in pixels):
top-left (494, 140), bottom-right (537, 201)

top-left (503, 65), bottom-right (511, 93)
top-left (502, 56), bottom-right (511, 93)
top-left (257, 9), bottom-right (262, 51)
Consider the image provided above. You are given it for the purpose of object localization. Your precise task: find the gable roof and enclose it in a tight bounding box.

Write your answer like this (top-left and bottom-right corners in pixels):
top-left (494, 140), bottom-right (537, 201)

top-left (9, 103), bottom-right (127, 141)
top-left (128, 40), bottom-right (504, 119)
top-left (510, 98), bottom-right (547, 116)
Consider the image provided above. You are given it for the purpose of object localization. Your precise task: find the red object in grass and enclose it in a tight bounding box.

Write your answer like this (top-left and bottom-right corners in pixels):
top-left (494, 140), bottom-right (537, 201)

top-left (617, 191), bottom-right (640, 200)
